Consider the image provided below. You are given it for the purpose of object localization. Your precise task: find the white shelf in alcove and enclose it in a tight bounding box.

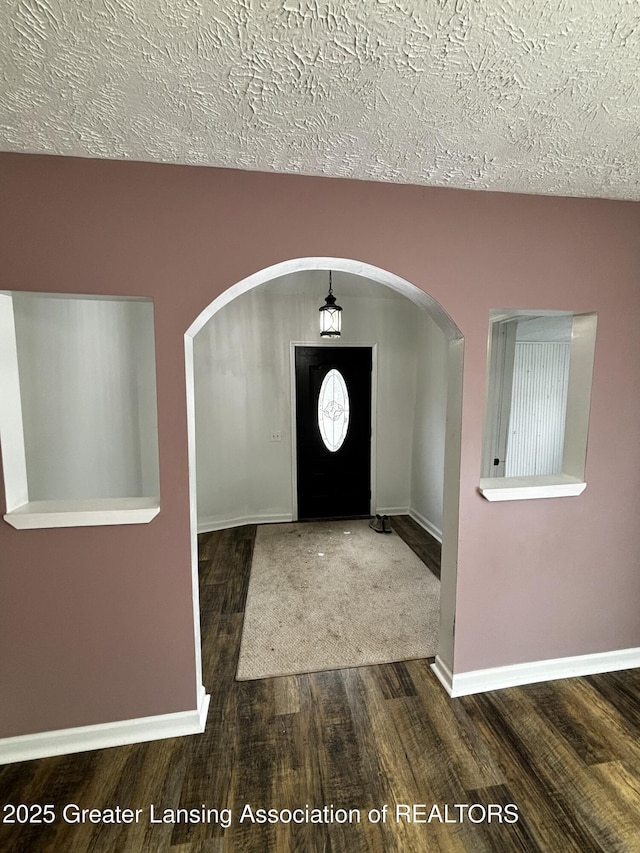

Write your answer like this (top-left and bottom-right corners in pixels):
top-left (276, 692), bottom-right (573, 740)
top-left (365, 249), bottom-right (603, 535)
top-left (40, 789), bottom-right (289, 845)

top-left (3, 498), bottom-right (160, 529)
top-left (479, 475), bottom-right (586, 502)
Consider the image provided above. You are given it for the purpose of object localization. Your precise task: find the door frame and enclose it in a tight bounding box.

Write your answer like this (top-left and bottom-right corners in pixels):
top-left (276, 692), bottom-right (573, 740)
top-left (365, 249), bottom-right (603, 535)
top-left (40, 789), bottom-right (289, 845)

top-left (290, 341), bottom-right (378, 520)
top-left (185, 256), bottom-right (464, 696)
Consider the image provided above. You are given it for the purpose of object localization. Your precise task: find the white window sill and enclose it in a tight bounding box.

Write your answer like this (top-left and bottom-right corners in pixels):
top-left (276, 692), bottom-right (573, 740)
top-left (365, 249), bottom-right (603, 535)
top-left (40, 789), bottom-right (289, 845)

top-left (479, 475), bottom-right (586, 502)
top-left (3, 497), bottom-right (160, 529)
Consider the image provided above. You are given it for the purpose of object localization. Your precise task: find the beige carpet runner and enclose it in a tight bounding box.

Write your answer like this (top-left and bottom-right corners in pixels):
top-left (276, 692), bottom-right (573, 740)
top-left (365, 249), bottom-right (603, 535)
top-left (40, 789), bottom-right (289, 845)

top-left (236, 519), bottom-right (440, 680)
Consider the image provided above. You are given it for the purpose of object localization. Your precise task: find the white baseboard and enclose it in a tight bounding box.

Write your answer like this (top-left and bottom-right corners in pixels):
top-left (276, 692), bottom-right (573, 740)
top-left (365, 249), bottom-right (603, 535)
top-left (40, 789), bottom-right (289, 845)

top-left (431, 647), bottom-right (640, 697)
top-left (407, 507), bottom-right (443, 543)
top-left (0, 688), bottom-right (211, 766)
top-left (375, 506), bottom-right (409, 517)
top-left (197, 513), bottom-right (293, 533)
top-left (199, 510), bottom-right (441, 539)
top-left (370, 507), bottom-right (442, 542)
top-left (431, 655), bottom-right (455, 694)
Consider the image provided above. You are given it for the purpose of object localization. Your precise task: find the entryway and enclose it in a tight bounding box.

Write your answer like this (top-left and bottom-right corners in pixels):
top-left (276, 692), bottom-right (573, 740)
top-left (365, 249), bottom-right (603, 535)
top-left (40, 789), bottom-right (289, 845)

top-left (294, 345), bottom-right (372, 519)
top-left (184, 257), bottom-right (464, 686)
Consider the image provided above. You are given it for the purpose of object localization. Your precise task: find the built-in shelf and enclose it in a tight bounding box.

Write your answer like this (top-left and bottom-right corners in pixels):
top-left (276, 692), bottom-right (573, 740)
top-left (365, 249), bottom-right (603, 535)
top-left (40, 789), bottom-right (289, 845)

top-left (480, 310), bottom-right (597, 503)
top-left (4, 498), bottom-right (161, 529)
top-left (479, 474), bottom-right (587, 502)
top-left (1, 291), bottom-right (161, 529)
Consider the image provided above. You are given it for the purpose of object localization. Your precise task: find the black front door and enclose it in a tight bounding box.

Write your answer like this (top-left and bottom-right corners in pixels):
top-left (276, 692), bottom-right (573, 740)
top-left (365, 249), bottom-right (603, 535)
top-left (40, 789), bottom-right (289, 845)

top-left (295, 346), bottom-right (372, 520)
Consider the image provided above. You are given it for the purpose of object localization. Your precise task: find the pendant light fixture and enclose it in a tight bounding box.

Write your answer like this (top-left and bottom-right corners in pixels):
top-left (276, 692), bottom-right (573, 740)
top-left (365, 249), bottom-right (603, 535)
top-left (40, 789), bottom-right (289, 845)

top-left (319, 271), bottom-right (342, 338)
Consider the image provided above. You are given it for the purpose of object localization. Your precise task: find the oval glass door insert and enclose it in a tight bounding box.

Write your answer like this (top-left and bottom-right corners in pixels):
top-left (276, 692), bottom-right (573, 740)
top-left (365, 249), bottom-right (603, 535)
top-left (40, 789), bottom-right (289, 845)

top-left (318, 368), bottom-right (350, 452)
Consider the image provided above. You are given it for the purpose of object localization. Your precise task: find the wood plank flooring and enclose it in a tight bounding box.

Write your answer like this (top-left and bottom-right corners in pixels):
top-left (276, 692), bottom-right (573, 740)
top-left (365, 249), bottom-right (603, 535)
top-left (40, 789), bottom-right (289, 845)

top-left (3, 517), bottom-right (640, 851)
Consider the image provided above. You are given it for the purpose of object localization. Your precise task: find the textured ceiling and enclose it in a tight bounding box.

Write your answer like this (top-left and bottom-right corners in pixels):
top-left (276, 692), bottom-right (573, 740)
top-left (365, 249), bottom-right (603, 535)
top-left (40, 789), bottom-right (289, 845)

top-left (1, 0), bottom-right (639, 200)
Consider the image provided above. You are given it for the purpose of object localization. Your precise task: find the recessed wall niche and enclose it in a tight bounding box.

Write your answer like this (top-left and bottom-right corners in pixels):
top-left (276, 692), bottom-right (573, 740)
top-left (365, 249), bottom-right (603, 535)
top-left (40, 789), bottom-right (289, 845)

top-left (480, 309), bottom-right (597, 501)
top-left (0, 291), bottom-right (160, 528)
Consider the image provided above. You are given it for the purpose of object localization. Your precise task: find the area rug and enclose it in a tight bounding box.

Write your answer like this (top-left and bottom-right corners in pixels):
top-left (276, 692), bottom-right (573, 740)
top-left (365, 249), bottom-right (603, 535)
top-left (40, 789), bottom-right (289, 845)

top-left (236, 519), bottom-right (440, 680)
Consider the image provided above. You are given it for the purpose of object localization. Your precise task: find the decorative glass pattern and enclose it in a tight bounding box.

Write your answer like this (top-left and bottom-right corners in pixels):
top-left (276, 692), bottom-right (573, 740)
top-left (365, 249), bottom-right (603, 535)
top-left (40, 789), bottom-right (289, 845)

top-left (318, 369), bottom-right (350, 452)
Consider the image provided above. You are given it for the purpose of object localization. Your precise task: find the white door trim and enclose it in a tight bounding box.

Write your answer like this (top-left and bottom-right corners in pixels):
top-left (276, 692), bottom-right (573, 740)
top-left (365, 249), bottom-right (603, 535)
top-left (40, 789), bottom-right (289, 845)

top-left (185, 256), bottom-right (464, 701)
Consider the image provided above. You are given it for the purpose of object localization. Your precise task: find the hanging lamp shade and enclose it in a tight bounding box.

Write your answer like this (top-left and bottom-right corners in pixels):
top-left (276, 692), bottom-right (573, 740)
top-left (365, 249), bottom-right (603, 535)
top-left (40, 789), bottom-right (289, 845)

top-left (319, 271), bottom-right (342, 337)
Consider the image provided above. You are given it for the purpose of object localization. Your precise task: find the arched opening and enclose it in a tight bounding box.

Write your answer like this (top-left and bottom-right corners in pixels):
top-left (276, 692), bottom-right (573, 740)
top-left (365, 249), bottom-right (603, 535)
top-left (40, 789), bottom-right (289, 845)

top-left (184, 258), bottom-right (464, 695)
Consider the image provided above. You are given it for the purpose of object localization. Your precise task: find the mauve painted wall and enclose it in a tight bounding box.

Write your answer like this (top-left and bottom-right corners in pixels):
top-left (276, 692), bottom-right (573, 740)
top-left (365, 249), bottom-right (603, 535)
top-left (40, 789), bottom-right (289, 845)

top-left (1, 152), bottom-right (639, 738)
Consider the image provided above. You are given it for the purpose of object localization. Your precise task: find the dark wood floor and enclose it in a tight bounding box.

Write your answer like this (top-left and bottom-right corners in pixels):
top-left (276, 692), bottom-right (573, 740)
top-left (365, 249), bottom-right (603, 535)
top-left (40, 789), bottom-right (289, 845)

top-left (3, 517), bottom-right (640, 851)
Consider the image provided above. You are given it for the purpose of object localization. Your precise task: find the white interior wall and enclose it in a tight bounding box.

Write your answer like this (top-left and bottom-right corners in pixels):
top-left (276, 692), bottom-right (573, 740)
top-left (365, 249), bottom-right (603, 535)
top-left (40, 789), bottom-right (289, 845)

top-left (410, 314), bottom-right (449, 540)
top-left (194, 270), bottom-right (449, 531)
top-left (505, 342), bottom-right (570, 477)
top-left (130, 301), bottom-right (160, 497)
top-left (12, 293), bottom-right (159, 501)
top-left (505, 314), bottom-right (572, 477)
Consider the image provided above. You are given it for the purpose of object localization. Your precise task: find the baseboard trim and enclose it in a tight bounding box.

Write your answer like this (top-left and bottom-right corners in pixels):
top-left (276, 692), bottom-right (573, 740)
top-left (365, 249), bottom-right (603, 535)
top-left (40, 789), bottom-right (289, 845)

top-left (375, 506), bottom-right (409, 517)
top-left (199, 510), bottom-right (441, 538)
top-left (197, 513), bottom-right (293, 533)
top-left (0, 689), bottom-right (211, 766)
top-left (431, 647), bottom-right (640, 698)
top-left (407, 508), bottom-right (443, 543)
top-left (431, 655), bottom-right (454, 694)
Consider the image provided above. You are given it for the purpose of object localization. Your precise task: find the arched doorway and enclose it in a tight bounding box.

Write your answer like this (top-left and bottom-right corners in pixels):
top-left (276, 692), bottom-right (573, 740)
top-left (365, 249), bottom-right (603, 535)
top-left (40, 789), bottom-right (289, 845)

top-left (184, 258), bottom-right (464, 692)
